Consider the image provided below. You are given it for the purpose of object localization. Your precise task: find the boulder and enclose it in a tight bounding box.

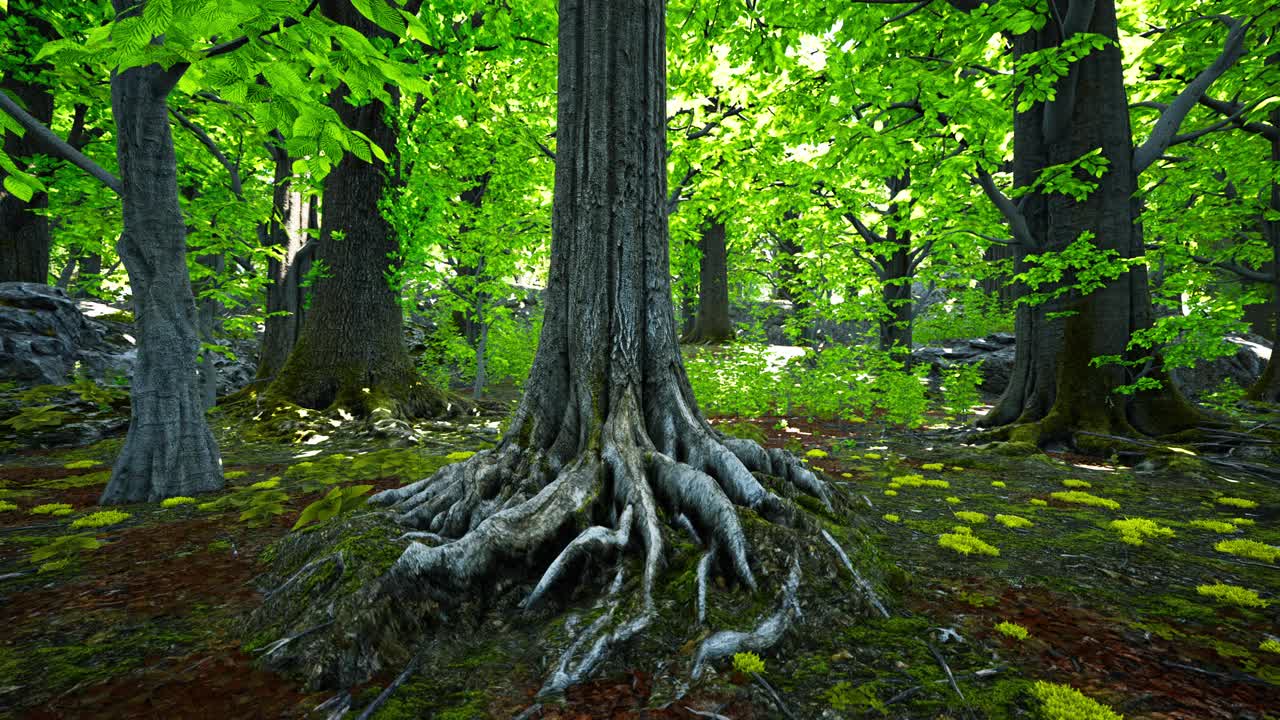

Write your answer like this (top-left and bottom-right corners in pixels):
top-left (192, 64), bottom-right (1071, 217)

top-left (0, 283), bottom-right (100, 385)
top-left (1170, 334), bottom-right (1271, 400)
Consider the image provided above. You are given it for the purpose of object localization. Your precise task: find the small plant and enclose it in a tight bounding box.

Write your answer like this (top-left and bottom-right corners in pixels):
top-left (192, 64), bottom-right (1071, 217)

top-left (945, 496), bottom-right (961, 504)
top-left (2, 405), bottom-right (69, 431)
top-left (920, 462), bottom-right (944, 471)
top-left (1188, 519), bottom-right (1237, 533)
top-left (939, 361), bottom-right (985, 419)
top-left (732, 651), bottom-right (765, 674)
top-left (29, 534), bottom-right (100, 573)
top-left (991, 481), bottom-right (1007, 488)
top-left (1231, 517), bottom-right (1255, 527)
top-left (161, 496), bottom-right (197, 508)
top-left (1050, 491), bottom-right (1119, 510)
top-left (1260, 638), bottom-right (1280, 654)
top-left (1214, 539), bottom-right (1278, 564)
top-left (292, 485), bottom-right (374, 531)
top-left (954, 511), bottom-right (987, 524)
top-left (1030, 498), bottom-right (1048, 506)
top-left (69, 511), bottom-right (131, 529)
top-left (0, 500), bottom-right (16, 512)
top-left (939, 531), bottom-right (999, 557)
top-left (1061, 479), bottom-right (1092, 489)
top-left (1029, 681), bottom-right (1123, 720)
top-left (884, 490), bottom-right (898, 496)
top-left (1216, 496), bottom-right (1257, 509)
top-left (1196, 583), bottom-right (1269, 608)
top-left (882, 513), bottom-right (901, 523)
top-left (1109, 518), bottom-right (1174, 546)
top-left (995, 621), bottom-right (1029, 641)
top-left (64, 459), bottom-right (101, 469)
top-left (224, 470), bottom-right (249, 480)
top-left (863, 453), bottom-right (882, 460)
top-left (889, 474), bottom-right (949, 489)
top-left (30, 503), bottom-right (74, 516)
top-left (805, 448), bottom-right (828, 459)
top-left (995, 514), bottom-right (1032, 529)
top-left (445, 451), bottom-right (476, 462)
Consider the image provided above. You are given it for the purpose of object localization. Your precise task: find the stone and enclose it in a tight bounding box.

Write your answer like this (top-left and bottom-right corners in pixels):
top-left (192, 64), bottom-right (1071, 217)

top-left (0, 282), bottom-right (98, 385)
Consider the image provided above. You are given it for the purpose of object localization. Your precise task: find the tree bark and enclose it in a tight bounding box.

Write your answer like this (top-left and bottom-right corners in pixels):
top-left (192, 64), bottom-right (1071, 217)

top-left (1247, 103), bottom-right (1280, 402)
top-left (683, 217), bottom-right (733, 344)
top-left (100, 53), bottom-right (223, 503)
top-left (981, 0), bottom-right (1202, 444)
top-left (267, 1), bottom-right (442, 417)
top-left (878, 228), bottom-right (913, 355)
top-left (256, 139), bottom-right (315, 380)
top-left (0, 14), bottom-right (54, 285)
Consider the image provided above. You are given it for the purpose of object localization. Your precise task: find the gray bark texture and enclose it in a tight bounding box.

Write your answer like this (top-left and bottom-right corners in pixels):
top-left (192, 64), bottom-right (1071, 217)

top-left (256, 138), bottom-right (314, 381)
top-left (683, 218), bottom-right (734, 344)
top-left (1247, 102), bottom-right (1280, 402)
top-left (981, 0), bottom-right (1202, 441)
top-left (100, 49), bottom-right (223, 503)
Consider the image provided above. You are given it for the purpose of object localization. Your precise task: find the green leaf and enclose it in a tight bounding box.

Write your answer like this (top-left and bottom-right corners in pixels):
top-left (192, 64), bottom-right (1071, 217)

top-left (3, 173), bottom-right (36, 203)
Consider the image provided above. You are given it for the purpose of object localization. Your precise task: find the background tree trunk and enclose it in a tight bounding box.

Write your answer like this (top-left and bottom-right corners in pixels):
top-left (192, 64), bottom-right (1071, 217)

top-left (257, 140), bottom-right (314, 381)
top-left (683, 217), bottom-right (733, 343)
top-left (981, 0), bottom-right (1201, 443)
top-left (0, 16), bottom-right (54, 285)
top-left (267, 1), bottom-right (442, 417)
top-left (1247, 102), bottom-right (1280, 402)
top-left (878, 230), bottom-right (913, 356)
top-left (100, 57), bottom-right (222, 504)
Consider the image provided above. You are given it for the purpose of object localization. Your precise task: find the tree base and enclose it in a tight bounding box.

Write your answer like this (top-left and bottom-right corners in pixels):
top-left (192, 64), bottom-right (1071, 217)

top-left (246, 395), bottom-right (888, 696)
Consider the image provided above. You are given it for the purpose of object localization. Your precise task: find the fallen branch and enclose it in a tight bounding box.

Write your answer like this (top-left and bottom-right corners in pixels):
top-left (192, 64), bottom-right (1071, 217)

top-left (926, 641), bottom-right (964, 701)
top-left (751, 672), bottom-right (799, 720)
top-left (355, 653), bottom-right (422, 720)
top-left (821, 529), bottom-right (890, 617)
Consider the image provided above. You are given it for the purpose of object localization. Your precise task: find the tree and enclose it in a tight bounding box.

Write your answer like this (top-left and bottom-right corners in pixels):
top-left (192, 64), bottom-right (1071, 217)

top-left (974, 1), bottom-right (1252, 443)
top-left (264, 0), bottom-right (443, 417)
top-left (682, 216), bottom-right (734, 343)
top-left (255, 0), bottom-right (831, 693)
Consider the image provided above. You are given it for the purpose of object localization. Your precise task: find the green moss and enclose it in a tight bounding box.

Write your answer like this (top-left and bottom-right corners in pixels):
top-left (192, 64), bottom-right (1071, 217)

top-left (883, 513), bottom-right (901, 523)
top-left (1260, 638), bottom-right (1280, 654)
top-left (1196, 582), bottom-right (1269, 608)
top-left (30, 503), bottom-right (74, 516)
top-left (733, 651), bottom-right (765, 674)
top-left (995, 621), bottom-right (1029, 641)
top-left (888, 474), bottom-right (950, 490)
top-left (1029, 681), bottom-right (1123, 720)
top-left (1216, 496), bottom-right (1258, 509)
top-left (995, 514), bottom-right (1033, 529)
top-left (824, 680), bottom-right (886, 713)
top-left (69, 510), bottom-right (131, 529)
top-left (1214, 539), bottom-right (1277, 563)
top-left (1109, 518), bottom-right (1174, 546)
top-left (954, 511), bottom-right (987, 524)
top-left (991, 481), bottom-right (1007, 488)
top-left (1050, 491), bottom-right (1119, 510)
top-left (1187, 519), bottom-right (1237, 533)
top-left (0, 500), bottom-right (16, 512)
top-left (161, 496), bottom-right (197, 508)
top-left (939, 532), bottom-right (999, 557)
top-left (1061, 479), bottom-right (1092, 489)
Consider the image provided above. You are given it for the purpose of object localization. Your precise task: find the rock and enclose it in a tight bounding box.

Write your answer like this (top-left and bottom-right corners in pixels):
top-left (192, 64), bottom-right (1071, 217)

top-left (1170, 334), bottom-right (1271, 400)
top-left (910, 335), bottom-right (1015, 395)
top-left (0, 283), bottom-right (99, 386)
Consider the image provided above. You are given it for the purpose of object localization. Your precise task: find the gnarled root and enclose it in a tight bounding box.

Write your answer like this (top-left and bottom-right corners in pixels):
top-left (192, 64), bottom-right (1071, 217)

top-left (249, 389), bottom-right (883, 694)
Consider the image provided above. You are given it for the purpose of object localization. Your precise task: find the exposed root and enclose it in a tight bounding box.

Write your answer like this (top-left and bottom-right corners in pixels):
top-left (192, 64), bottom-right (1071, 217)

top-left (822, 529), bottom-right (890, 618)
top-left (521, 506), bottom-right (634, 610)
top-left (539, 594), bottom-right (656, 697)
top-left (354, 653), bottom-right (421, 720)
top-left (696, 546), bottom-right (715, 625)
top-left (255, 620), bottom-right (335, 662)
top-left (264, 552), bottom-right (343, 601)
top-left (691, 558), bottom-right (802, 679)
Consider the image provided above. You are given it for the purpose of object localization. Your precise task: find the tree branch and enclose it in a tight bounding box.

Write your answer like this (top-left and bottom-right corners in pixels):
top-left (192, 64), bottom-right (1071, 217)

top-left (972, 167), bottom-right (1034, 249)
top-left (1134, 15), bottom-right (1251, 174)
top-left (842, 212), bottom-right (887, 245)
top-left (0, 89), bottom-right (121, 195)
top-left (667, 166), bottom-right (699, 216)
top-left (1198, 95), bottom-right (1280, 140)
top-left (1190, 254), bottom-right (1276, 283)
top-left (171, 108), bottom-right (243, 198)
top-left (160, 0), bottom-right (322, 90)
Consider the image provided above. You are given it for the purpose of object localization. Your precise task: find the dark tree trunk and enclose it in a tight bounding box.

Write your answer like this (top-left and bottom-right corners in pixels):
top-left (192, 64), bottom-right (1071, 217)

top-left (981, 0), bottom-right (1201, 443)
top-left (100, 55), bottom-right (222, 503)
top-left (981, 242), bottom-right (1015, 303)
top-left (267, 1), bottom-right (442, 417)
top-left (257, 141), bottom-right (315, 380)
top-left (262, 0), bottom-right (832, 693)
top-left (878, 228), bottom-right (913, 355)
top-left (683, 218), bottom-right (733, 344)
top-left (1248, 103), bottom-right (1280, 402)
top-left (0, 20), bottom-right (54, 285)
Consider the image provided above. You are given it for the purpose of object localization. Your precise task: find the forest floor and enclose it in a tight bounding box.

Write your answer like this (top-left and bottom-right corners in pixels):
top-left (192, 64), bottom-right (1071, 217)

top-left (1, 384), bottom-right (1278, 719)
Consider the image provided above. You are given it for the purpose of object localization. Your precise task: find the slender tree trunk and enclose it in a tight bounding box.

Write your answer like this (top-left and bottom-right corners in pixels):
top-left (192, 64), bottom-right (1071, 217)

top-left (267, 1), bottom-right (442, 417)
top-left (878, 231), bottom-right (913, 355)
top-left (683, 217), bottom-right (733, 343)
top-left (100, 57), bottom-right (222, 504)
top-left (1247, 103), bottom-right (1280, 402)
top-left (257, 141), bottom-right (314, 380)
top-left (0, 35), bottom-right (54, 285)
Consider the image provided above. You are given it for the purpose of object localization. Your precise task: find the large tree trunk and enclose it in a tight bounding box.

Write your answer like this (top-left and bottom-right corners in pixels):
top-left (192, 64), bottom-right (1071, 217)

top-left (267, 1), bottom-right (442, 417)
top-left (0, 21), bottom-right (54, 285)
top-left (980, 0), bottom-right (1201, 444)
top-left (683, 217), bottom-right (733, 344)
top-left (1247, 103), bottom-right (1280, 403)
top-left (252, 0), bottom-right (835, 694)
top-left (256, 141), bottom-right (315, 381)
top-left (100, 58), bottom-right (223, 504)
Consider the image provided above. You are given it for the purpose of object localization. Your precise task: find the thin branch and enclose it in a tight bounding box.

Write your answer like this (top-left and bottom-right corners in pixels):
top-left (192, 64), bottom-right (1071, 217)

top-left (1167, 99), bottom-right (1262, 147)
top-left (171, 108), bottom-right (243, 198)
top-left (972, 166), bottom-right (1034, 248)
top-left (0, 89), bottom-right (121, 194)
top-left (1198, 95), bottom-right (1280, 140)
top-left (160, 0), bottom-right (321, 89)
top-left (1190, 254), bottom-right (1275, 283)
top-left (1134, 15), bottom-right (1251, 174)
top-left (667, 166), bottom-right (700, 216)
top-left (881, 0), bottom-right (933, 28)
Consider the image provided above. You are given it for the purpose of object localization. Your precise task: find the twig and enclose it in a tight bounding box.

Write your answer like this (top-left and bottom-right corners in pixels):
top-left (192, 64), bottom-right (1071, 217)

top-left (356, 653), bottom-right (422, 720)
top-left (926, 641), bottom-right (964, 701)
top-left (751, 672), bottom-right (799, 720)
